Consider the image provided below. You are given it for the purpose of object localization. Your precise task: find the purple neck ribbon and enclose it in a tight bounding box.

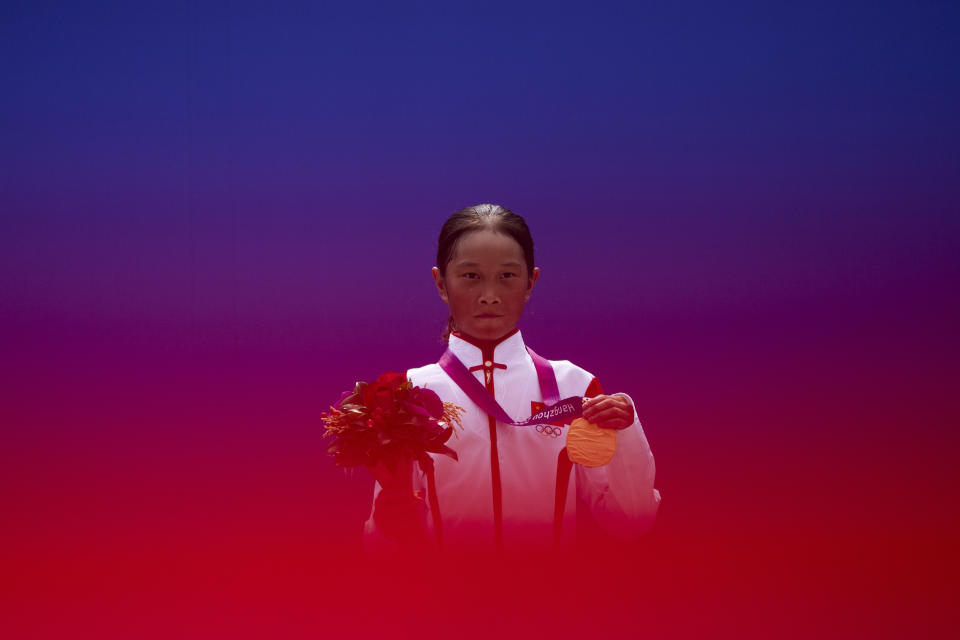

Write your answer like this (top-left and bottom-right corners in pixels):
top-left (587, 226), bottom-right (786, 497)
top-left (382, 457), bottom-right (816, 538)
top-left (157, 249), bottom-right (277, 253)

top-left (438, 346), bottom-right (583, 427)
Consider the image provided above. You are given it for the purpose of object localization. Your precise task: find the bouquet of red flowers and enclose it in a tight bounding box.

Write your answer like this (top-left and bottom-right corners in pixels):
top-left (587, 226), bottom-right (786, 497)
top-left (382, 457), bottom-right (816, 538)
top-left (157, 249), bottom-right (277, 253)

top-left (322, 372), bottom-right (463, 545)
top-left (322, 371), bottom-right (463, 470)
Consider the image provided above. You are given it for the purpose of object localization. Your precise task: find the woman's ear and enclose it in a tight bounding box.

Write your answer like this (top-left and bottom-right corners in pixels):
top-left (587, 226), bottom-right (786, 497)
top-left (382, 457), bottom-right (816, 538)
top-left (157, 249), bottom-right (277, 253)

top-left (525, 267), bottom-right (540, 301)
top-left (432, 266), bottom-right (449, 303)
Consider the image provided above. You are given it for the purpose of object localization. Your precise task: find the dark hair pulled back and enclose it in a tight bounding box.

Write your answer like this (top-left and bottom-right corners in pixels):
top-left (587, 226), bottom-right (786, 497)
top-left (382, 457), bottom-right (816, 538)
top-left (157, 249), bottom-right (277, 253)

top-left (436, 204), bottom-right (535, 343)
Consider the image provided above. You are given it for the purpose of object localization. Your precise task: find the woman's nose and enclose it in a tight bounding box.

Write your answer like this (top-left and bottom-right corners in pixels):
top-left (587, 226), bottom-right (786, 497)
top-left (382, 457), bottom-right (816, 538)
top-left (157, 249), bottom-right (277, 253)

top-left (479, 285), bottom-right (500, 303)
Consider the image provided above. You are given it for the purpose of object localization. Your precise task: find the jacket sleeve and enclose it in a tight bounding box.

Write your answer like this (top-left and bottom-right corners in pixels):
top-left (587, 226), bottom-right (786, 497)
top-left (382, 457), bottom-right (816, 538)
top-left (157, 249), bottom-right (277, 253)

top-left (575, 391), bottom-right (661, 539)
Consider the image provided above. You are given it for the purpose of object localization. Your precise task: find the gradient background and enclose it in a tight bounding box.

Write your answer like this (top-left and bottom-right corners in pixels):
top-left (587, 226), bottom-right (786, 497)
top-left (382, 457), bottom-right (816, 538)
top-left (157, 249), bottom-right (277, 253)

top-left (2, 1), bottom-right (958, 637)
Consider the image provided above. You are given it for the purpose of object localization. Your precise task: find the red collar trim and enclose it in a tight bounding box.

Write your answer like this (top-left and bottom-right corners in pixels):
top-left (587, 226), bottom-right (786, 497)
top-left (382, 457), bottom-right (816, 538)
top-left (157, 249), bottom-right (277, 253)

top-left (451, 328), bottom-right (520, 363)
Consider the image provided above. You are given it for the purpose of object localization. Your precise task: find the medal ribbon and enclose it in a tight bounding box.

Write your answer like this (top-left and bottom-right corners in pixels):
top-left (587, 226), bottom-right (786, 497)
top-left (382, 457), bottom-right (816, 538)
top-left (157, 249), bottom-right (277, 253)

top-left (438, 346), bottom-right (583, 426)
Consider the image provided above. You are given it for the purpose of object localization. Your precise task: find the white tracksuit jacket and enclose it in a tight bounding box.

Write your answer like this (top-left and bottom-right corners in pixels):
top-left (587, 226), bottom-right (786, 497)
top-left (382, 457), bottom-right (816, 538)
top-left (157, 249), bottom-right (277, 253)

top-left (364, 329), bottom-right (660, 550)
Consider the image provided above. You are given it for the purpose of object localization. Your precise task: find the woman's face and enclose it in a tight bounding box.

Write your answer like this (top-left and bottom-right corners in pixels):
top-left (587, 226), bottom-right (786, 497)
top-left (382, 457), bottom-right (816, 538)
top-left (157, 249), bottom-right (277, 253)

top-left (432, 229), bottom-right (539, 341)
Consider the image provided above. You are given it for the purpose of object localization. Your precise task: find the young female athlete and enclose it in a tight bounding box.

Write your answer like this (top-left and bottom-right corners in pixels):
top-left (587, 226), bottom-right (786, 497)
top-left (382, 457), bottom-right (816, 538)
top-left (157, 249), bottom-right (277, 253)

top-left (365, 204), bottom-right (660, 550)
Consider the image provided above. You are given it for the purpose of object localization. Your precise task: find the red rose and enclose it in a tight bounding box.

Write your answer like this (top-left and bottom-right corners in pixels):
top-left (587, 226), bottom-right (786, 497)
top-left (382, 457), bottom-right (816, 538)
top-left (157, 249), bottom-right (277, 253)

top-left (376, 371), bottom-right (405, 389)
top-left (361, 371), bottom-right (406, 413)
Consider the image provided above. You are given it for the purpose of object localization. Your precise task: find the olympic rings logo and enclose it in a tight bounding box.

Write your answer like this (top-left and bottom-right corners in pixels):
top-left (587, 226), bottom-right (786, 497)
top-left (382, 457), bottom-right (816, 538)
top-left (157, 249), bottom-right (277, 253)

top-left (535, 424), bottom-right (564, 438)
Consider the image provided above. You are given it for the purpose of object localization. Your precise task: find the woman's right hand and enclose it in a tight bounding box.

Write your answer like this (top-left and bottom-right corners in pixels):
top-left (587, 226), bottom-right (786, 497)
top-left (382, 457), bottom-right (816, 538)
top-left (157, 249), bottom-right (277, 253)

top-left (367, 456), bottom-right (429, 545)
top-left (367, 456), bottom-right (415, 496)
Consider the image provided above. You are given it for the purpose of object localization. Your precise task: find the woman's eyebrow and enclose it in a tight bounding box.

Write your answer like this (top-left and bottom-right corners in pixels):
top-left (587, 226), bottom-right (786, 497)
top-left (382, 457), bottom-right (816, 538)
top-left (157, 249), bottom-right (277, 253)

top-left (454, 261), bottom-right (523, 268)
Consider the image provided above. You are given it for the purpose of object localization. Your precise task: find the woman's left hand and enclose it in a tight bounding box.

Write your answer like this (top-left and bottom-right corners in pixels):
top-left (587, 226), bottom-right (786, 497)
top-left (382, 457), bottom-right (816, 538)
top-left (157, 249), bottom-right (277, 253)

top-left (581, 393), bottom-right (635, 430)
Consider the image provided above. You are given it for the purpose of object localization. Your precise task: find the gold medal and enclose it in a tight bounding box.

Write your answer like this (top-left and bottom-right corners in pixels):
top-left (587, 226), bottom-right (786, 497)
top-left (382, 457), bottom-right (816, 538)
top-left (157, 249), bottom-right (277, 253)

top-left (565, 417), bottom-right (616, 467)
